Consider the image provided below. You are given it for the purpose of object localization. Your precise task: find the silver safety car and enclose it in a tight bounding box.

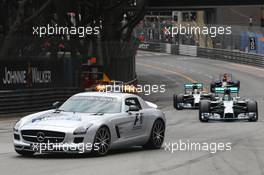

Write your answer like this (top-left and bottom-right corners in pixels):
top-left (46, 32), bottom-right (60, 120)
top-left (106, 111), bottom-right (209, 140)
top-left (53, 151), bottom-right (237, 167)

top-left (13, 92), bottom-right (166, 156)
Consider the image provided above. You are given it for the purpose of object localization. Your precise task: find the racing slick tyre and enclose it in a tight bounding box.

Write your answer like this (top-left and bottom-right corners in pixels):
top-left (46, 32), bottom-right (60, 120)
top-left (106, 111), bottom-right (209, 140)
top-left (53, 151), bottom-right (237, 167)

top-left (173, 94), bottom-right (183, 110)
top-left (247, 101), bottom-right (258, 122)
top-left (143, 119), bottom-right (165, 149)
top-left (199, 100), bottom-right (210, 122)
top-left (233, 80), bottom-right (240, 90)
top-left (210, 93), bottom-right (217, 101)
top-left (210, 83), bottom-right (216, 93)
top-left (15, 149), bottom-right (35, 157)
top-left (92, 126), bottom-right (111, 156)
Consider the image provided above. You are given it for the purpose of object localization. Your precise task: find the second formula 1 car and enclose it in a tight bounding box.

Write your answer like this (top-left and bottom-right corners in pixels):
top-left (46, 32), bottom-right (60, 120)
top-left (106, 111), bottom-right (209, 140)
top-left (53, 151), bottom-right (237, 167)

top-left (199, 87), bottom-right (258, 122)
top-left (210, 73), bottom-right (240, 93)
top-left (173, 83), bottom-right (216, 110)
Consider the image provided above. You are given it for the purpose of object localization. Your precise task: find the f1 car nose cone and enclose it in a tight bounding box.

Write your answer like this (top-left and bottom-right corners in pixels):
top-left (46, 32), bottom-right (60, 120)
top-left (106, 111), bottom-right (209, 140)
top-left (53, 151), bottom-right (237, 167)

top-left (36, 132), bottom-right (45, 142)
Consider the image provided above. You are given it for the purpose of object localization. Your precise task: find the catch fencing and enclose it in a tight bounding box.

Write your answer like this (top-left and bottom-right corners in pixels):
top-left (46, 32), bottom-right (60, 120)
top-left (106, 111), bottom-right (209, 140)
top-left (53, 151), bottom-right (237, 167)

top-left (139, 42), bottom-right (264, 67)
top-left (0, 88), bottom-right (83, 115)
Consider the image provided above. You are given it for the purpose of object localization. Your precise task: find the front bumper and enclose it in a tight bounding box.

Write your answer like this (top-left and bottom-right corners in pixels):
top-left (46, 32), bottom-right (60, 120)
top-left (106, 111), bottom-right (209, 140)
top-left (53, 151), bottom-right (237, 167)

top-left (13, 128), bottom-right (96, 154)
top-left (14, 140), bottom-right (92, 153)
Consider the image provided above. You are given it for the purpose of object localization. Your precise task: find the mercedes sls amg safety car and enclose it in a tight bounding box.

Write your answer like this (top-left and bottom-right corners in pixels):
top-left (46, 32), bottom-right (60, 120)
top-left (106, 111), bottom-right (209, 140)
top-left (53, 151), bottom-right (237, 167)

top-left (13, 92), bottom-right (165, 156)
top-left (210, 73), bottom-right (240, 93)
top-left (199, 87), bottom-right (258, 122)
top-left (173, 83), bottom-right (216, 110)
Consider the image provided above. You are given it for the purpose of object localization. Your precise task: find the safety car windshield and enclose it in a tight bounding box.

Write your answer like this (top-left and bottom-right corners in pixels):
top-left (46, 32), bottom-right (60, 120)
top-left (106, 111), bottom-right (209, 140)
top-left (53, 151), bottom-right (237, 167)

top-left (59, 96), bottom-right (121, 113)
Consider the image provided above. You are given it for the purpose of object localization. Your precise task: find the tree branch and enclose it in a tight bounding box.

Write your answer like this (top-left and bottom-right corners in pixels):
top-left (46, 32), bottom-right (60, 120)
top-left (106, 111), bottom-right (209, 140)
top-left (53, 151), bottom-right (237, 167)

top-left (24, 0), bottom-right (52, 24)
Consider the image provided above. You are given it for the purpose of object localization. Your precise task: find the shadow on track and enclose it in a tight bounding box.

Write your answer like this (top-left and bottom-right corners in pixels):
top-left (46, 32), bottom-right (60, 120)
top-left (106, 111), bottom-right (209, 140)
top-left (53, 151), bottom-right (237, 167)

top-left (13, 146), bottom-right (164, 159)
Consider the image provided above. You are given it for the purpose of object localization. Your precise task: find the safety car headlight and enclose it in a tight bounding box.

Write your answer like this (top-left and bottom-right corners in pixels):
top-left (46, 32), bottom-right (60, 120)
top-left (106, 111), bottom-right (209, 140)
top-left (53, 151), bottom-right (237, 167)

top-left (13, 119), bottom-right (22, 132)
top-left (73, 124), bottom-right (93, 135)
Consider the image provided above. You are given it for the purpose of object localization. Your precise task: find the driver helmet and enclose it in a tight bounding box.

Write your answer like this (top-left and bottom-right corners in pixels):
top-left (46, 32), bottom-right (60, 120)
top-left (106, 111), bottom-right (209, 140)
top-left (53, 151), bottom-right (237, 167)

top-left (223, 74), bottom-right (228, 82)
top-left (222, 88), bottom-right (232, 101)
top-left (223, 94), bottom-right (232, 101)
top-left (192, 85), bottom-right (199, 94)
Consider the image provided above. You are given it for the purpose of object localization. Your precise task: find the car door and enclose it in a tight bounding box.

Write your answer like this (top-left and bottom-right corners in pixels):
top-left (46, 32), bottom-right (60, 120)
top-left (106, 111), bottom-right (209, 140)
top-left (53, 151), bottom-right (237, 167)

top-left (124, 97), bottom-right (147, 137)
top-left (111, 113), bottom-right (135, 140)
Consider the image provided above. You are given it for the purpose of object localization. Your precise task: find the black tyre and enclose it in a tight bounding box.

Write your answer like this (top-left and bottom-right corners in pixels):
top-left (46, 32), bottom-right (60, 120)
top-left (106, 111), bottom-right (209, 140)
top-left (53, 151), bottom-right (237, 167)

top-left (233, 80), bottom-right (240, 90)
top-left (15, 149), bottom-right (35, 156)
top-left (247, 101), bottom-right (258, 122)
top-left (210, 83), bottom-right (216, 93)
top-left (199, 100), bottom-right (210, 122)
top-left (173, 94), bottom-right (183, 110)
top-left (210, 93), bottom-right (217, 101)
top-left (92, 126), bottom-right (111, 156)
top-left (144, 119), bottom-right (165, 149)
top-left (173, 94), bottom-right (177, 108)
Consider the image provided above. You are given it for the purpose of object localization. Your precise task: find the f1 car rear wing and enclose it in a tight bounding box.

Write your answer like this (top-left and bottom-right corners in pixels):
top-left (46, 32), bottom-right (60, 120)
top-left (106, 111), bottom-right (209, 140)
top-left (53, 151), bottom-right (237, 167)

top-left (184, 83), bottom-right (203, 93)
top-left (185, 83), bottom-right (203, 89)
top-left (215, 87), bottom-right (239, 94)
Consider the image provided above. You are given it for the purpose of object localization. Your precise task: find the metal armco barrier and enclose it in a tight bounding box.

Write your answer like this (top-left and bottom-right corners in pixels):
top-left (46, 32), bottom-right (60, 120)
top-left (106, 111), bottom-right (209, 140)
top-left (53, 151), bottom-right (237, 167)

top-left (138, 42), bottom-right (164, 52)
top-left (171, 44), bottom-right (179, 55)
top-left (197, 47), bottom-right (264, 67)
top-left (138, 42), bottom-right (264, 67)
top-left (0, 88), bottom-right (83, 115)
top-left (179, 45), bottom-right (197, 57)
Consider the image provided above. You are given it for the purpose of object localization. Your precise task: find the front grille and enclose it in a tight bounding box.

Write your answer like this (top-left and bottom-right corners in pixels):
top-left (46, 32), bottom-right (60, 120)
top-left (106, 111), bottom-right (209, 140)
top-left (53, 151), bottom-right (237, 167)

top-left (21, 130), bottom-right (65, 143)
top-left (225, 113), bottom-right (234, 118)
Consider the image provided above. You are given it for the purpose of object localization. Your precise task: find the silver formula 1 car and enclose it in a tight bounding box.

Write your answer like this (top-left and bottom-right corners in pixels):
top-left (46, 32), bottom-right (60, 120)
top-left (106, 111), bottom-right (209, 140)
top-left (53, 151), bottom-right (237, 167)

top-left (210, 73), bottom-right (240, 93)
top-left (173, 83), bottom-right (216, 110)
top-left (13, 92), bottom-right (166, 156)
top-left (199, 87), bottom-right (258, 122)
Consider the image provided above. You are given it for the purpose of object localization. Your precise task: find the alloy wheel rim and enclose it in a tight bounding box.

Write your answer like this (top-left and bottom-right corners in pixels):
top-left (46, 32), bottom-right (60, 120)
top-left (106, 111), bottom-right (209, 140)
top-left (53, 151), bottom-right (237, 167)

top-left (152, 121), bottom-right (165, 147)
top-left (95, 128), bottom-right (110, 155)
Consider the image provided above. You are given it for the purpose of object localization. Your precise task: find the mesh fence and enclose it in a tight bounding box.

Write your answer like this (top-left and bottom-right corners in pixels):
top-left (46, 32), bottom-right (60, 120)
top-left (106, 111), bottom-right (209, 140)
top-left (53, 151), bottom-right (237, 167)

top-left (134, 18), bottom-right (264, 55)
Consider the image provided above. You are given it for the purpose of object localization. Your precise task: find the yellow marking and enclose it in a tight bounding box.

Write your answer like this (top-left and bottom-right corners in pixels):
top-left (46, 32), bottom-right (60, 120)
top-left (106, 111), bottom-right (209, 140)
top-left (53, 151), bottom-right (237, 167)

top-left (137, 62), bottom-right (209, 92)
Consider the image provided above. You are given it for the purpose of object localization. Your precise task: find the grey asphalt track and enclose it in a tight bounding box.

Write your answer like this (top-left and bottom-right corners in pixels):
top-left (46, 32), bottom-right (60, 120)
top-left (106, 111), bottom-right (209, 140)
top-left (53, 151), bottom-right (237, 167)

top-left (0, 51), bottom-right (263, 175)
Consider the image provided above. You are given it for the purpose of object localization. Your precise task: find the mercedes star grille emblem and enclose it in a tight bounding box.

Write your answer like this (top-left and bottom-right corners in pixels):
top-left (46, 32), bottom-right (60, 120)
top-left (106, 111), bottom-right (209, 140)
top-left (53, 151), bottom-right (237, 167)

top-left (36, 132), bottom-right (45, 142)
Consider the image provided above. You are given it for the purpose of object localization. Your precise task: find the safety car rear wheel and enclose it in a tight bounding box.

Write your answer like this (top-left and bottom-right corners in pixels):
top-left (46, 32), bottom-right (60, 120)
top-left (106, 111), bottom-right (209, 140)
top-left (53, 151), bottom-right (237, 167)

top-left (143, 119), bottom-right (165, 149)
